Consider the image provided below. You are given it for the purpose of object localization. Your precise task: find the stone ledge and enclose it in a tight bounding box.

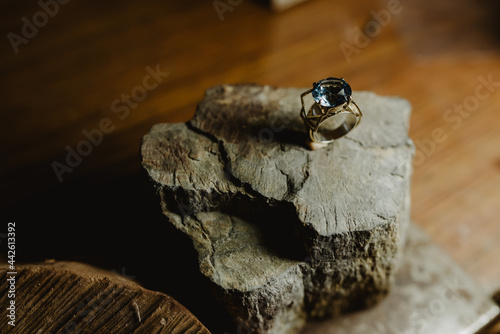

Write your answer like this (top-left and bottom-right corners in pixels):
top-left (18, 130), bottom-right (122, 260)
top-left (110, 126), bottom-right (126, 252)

top-left (141, 84), bottom-right (415, 333)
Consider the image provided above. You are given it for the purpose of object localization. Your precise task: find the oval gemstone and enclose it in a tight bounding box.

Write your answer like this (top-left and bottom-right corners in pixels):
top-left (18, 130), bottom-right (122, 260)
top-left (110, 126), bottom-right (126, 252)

top-left (311, 77), bottom-right (351, 108)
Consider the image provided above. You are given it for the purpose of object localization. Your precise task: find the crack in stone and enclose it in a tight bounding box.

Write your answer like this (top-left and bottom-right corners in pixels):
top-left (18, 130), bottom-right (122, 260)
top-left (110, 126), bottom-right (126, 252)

top-left (172, 169), bottom-right (177, 187)
top-left (297, 154), bottom-right (311, 195)
top-left (185, 120), bottom-right (316, 214)
top-left (193, 214), bottom-right (218, 272)
top-left (343, 136), bottom-right (365, 147)
top-left (390, 171), bottom-right (405, 178)
top-left (321, 206), bottom-right (329, 234)
top-left (185, 121), bottom-right (300, 219)
top-left (186, 120), bottom-right (219, 145)
top-left (186, 120), bottom-right (259, 199)
top-left (375, 214), bottom-right (391, 223)
top-left (334, 205), bottom-right (338, 233)
top-left (274, 153), bottom-right (311, 201)
top-left (227, 214), bottom-right (237, 242)
top-left (275, 162), bottom-right (293, 200)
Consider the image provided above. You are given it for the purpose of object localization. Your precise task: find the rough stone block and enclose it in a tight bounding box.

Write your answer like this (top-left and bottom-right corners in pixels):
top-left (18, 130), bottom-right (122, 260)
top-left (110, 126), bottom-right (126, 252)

top-left (141, 84), bottom-right (415, 333)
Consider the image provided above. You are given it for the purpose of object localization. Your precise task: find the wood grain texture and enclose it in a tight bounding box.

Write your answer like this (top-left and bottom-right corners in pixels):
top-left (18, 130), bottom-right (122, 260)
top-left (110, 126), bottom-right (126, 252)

top-left (0, 262), bottom-right (210, 334)
top-left (1, 0), bottom-right (500, 331)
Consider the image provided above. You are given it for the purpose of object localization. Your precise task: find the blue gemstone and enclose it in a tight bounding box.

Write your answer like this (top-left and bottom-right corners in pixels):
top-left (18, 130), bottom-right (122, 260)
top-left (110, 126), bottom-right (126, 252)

top-left (311, 77), bottom-right (352, 108)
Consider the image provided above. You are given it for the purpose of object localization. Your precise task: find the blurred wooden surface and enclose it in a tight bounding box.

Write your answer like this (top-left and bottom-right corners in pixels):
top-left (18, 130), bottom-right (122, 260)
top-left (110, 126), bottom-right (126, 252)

top-left (1, 0), bottom-right (500, 331)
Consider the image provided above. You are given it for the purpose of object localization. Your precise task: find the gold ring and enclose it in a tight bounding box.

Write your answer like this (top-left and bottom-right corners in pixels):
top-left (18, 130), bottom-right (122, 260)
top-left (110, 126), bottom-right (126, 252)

top-left (300, 77), bottom-right (362, 145)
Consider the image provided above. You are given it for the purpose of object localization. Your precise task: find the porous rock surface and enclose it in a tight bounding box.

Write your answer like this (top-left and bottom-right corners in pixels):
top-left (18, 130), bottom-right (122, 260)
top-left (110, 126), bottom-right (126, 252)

top-left (141, 84), bottom-right (415, 333)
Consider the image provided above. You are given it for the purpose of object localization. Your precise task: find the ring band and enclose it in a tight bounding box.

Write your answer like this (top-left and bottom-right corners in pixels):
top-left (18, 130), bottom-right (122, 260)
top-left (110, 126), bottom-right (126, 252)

top-left (300, 77), bottom-right (362, 144)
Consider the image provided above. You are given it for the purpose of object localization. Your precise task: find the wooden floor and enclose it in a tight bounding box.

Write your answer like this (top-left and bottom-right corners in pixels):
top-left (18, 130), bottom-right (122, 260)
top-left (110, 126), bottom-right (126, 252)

top-left (1, 0), bottom-right (500, 331)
